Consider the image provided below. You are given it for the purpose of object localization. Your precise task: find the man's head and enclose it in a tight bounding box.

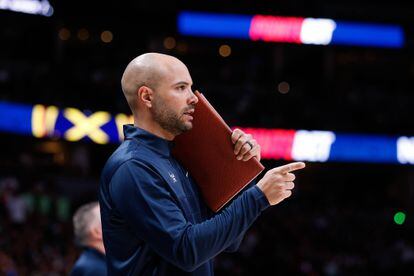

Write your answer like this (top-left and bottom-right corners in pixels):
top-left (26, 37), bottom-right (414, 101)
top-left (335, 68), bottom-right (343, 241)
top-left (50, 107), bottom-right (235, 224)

top-left (121, 53), bottom-right (198, 140)
top-left (73, 202), bottom-right (104, 253)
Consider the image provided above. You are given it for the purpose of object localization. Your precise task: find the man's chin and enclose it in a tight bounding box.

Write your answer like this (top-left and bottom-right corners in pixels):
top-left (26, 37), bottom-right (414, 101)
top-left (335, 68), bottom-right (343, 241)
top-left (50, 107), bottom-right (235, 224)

top-left (184, 122), bottom-right (193, 131)
top-left (180, 122), bottom-right (193, 133)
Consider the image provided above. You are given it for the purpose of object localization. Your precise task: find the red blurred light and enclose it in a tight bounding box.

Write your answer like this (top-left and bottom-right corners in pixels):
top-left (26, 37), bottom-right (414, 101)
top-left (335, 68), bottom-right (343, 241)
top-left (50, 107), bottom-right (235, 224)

top-left (249, 15), bottom-right (304, 43)
top-left (234, 127), bottom-right (296, 160)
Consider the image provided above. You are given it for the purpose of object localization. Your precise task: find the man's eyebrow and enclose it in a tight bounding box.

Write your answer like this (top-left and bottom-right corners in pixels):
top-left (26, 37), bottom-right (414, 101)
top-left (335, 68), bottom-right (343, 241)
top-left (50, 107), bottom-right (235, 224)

top-left (172, 81), bottom-right (192, 86)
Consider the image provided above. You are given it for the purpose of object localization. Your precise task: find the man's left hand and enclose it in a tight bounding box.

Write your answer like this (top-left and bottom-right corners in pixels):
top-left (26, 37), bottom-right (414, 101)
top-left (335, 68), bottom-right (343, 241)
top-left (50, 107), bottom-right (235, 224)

top-left (231, 128), bottom-right (261, 162)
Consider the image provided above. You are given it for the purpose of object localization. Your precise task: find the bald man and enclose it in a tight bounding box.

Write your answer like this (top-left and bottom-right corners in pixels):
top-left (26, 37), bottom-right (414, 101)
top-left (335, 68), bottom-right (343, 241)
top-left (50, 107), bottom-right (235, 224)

top-left (99, 53), bottom-right (305, 275)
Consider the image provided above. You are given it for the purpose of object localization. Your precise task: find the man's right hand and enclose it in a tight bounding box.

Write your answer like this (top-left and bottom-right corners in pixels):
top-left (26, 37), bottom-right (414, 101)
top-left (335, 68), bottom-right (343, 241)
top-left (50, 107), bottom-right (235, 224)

top-left (256, 162), bottom-right (306, 206)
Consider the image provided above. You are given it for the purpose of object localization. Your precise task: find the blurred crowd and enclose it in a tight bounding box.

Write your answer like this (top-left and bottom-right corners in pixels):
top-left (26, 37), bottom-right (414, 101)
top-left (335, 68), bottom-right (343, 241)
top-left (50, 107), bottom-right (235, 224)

top-left (2, 3), bottom-right (414, 275)
top-left (0, 176), bottom-right (77, 275)
top-left (1, 142), bottom-right (414, 275)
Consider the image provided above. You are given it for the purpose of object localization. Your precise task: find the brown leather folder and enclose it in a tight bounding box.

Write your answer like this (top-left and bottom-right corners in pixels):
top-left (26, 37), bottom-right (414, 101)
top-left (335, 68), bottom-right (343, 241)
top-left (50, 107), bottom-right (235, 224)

top-left (172, 91), bottom-right (265, 212)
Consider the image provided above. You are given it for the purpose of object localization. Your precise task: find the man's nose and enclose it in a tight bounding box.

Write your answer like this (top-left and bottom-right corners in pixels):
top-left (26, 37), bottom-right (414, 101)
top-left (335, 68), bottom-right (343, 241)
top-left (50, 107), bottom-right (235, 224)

top-left (188, 90), bottom-right (198, 105)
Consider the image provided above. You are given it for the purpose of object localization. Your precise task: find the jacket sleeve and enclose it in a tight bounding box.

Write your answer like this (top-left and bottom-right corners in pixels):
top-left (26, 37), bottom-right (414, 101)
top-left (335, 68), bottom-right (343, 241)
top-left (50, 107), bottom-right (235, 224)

top-left (222, 180), bottom-right (258, 253)
top-left (110, 160), bottom-right (269, 272)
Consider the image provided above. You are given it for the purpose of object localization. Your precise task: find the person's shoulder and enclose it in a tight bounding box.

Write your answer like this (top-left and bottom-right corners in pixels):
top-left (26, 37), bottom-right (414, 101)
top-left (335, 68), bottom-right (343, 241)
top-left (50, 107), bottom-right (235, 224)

top-left (101, 139), bottom-right (151, 180)
top-left (70, 251), bottom-right (107, 276)
top-left (70, 257), bottom-right (90, 276)
top-left (71, 263), bottom-right (106, 276)
top-left (109, 138), bottom-right (157, 164)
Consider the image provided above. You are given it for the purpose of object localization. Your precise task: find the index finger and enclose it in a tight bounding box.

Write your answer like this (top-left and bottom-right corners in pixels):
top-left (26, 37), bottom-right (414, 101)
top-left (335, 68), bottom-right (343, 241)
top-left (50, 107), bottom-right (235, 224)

top-left (231, 128), bottom-right (244, 144)
top-left (274, 162), bottom-right (306, 174)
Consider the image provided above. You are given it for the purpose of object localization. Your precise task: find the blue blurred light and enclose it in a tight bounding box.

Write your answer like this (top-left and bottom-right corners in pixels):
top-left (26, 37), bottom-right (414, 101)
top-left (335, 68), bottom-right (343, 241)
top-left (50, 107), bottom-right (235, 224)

top-left (332, 22), bottom-right (404, 48)
top-left (0, 102), bottom-right (33, 135)
top-left (178, 11), bottom-right (252, 39)
top-left (329, 134), bottom-right (398, 163)
top-left (177, 11), bottom-right (405, 48)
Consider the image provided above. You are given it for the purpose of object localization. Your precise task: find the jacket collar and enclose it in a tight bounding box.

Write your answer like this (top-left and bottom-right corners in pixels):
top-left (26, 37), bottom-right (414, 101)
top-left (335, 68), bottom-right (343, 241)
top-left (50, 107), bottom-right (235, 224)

top-left (123, 124), bottom-right (172, 157)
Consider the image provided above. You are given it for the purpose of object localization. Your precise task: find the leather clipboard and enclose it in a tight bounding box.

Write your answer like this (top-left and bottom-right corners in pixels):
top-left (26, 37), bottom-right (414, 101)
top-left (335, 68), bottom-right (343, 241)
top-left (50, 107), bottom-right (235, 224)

top-left (172, 91), bottom-right (265, 212)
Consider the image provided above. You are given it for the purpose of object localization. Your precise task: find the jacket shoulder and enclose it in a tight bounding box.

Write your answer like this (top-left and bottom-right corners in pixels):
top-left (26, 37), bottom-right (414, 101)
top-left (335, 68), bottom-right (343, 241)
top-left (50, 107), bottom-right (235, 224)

top-left (101, 139), bottom-right (150, 182)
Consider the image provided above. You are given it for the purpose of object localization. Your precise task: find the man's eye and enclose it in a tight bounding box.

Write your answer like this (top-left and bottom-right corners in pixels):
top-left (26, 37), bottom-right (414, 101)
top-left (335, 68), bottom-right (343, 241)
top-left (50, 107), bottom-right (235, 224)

top-left (178, 86), bottom-right (186, 90)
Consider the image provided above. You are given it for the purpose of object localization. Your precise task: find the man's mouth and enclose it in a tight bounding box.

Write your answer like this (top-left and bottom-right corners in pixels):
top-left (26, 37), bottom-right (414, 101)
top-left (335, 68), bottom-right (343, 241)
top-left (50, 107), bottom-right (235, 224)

top-left (183, 109), bottom-right (194, 115)
top-left (183, 109), bottom-right (195, 120)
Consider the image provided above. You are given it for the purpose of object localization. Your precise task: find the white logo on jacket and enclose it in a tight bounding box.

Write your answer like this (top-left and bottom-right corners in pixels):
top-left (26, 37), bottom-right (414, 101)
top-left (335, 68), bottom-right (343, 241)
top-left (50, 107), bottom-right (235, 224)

top-left (168, 172), bottom-right (177, 183)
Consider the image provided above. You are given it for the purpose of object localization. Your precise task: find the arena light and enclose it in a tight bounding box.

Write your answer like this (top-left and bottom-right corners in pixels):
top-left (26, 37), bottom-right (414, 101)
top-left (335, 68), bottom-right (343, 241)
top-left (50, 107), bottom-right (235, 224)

top-left (0, 101), bottom-right (413, 165)
top-left (291, 130), bottom-right (336, 162)
top-left (178, 11), bottom-right (404, 48)
top-left (63, 108), bottom-right (111, 144)
top-left (397, 137), bottom-right (414, 165)
top-left (0, 0), bottom-right (54, 17)
top-left (394, 211), bottom-right (406, 225)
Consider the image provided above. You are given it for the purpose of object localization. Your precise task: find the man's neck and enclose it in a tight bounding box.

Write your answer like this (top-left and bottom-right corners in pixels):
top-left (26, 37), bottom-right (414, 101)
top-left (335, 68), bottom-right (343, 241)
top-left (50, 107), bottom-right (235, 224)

top-left (134, 119), bottom-right (175, 141)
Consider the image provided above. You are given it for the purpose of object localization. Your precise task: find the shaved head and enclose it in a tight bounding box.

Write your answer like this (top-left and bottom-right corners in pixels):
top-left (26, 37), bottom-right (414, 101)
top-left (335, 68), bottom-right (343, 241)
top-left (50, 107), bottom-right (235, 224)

top-left (121, 53), bottom-right (187, 115)
top-left (120, 52), bottom-right (198, 140)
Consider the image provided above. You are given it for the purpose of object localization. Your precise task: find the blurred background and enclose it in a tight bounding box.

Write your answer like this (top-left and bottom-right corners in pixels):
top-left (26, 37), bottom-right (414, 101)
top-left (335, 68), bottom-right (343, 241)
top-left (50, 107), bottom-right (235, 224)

top-left (1, 0), bottom-right (414, 275)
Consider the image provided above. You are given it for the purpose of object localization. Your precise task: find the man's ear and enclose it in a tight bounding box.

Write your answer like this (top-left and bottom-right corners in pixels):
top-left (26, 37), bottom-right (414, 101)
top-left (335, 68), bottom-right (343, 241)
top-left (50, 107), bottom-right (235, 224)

top-left (90, 225), bottom-right (103, 240)
top-left (137, 86), bottom-right (153, 108)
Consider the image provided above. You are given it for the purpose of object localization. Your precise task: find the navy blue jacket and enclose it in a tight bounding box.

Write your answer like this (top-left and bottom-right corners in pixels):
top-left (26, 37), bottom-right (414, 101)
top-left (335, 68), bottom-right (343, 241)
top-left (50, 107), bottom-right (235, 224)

top-left (70, 247), bottom-right (107, 276)
top-left (99, 125), bottom-right (269, 275)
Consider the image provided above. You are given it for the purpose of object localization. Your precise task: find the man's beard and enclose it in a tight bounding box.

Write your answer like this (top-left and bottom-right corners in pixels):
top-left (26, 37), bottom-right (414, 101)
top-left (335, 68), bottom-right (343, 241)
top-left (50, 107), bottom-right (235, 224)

top-left (151, 97), bottom-right (193, 136)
